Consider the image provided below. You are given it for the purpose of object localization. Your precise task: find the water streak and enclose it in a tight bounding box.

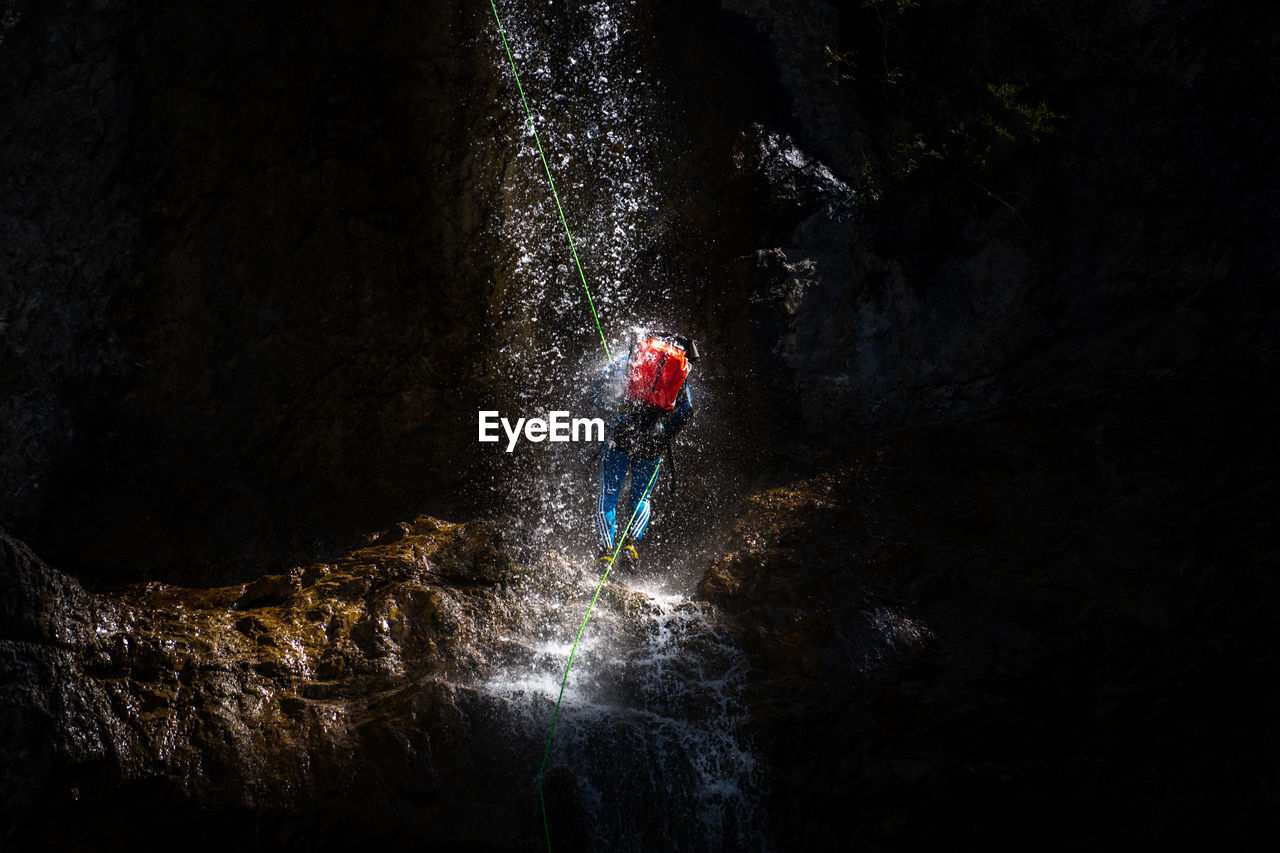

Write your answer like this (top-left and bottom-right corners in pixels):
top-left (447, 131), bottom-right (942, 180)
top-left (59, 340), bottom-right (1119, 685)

top-left (474, 3), bottom-right (768, 847)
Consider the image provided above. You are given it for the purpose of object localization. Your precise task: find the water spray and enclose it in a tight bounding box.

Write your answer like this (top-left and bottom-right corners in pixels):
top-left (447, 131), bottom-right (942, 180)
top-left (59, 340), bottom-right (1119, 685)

top-left (485, 2), bottom-right (671, 847)
top-left (487, 0), bottom-right (612, 362)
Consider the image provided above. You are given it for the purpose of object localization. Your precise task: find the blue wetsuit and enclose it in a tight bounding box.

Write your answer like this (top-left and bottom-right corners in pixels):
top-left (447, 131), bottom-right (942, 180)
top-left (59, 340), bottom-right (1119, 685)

top-left (591, 356), bottom-right (694, 553)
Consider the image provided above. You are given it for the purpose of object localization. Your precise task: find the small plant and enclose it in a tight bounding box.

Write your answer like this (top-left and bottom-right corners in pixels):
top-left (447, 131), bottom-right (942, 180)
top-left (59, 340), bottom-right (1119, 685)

top-left (890, 133), bottom-right (944, 178)
top-left (864, 0), bottom-right (918, 89)
top-left (862, 0), bottom-right (920, 18)
top-left (823, 45), bottom-right (857, 86)
top-left (986, 83), bottom-right (1065, 143)
top-left (887, 82), bottom-right (1066, 181)
top-left (824, 0), bottom-right (918, 89)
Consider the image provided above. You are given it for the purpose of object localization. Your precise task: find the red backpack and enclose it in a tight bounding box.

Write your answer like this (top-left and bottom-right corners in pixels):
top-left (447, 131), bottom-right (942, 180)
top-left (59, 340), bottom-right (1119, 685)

top-left (624, 336), bottom-right (690, 411)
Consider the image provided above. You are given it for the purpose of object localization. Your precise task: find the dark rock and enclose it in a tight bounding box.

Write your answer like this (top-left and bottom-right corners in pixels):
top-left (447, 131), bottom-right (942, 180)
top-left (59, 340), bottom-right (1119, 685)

top-left (703, 382), bottom-right (1280, 849)
top-left (2, 0), bottom-right (1278, 849)
top-left (0, 1), bottom-right (513, 582)
top-left (709, 0), bottom-right (1280, 444)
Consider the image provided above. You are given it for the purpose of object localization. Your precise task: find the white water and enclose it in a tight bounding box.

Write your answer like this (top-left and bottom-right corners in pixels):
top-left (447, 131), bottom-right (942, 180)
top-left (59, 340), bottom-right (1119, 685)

top-left (480, 552), bottom-right (766, 850)
top-left (471, 2), bottom-right (769, 848)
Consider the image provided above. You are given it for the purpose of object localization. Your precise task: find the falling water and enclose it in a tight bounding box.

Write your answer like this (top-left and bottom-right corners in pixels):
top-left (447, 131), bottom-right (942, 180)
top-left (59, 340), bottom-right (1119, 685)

top-left (480, 551), bottom-right (766, 850)
top-left (476, 0), bottom-right (682, 545)
top-left (469, 1), bottom-right (769, 848)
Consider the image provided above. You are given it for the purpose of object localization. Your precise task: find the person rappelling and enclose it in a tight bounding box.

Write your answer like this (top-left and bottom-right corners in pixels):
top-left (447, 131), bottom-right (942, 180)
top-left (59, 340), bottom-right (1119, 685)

top-left (590, 329), bottom-right (699, 571)
top-left (486, 4), bottom-right (708, 834)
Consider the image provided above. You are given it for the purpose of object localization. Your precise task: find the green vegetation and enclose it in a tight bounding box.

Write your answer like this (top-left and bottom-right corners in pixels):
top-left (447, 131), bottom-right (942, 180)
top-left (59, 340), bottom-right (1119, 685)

top-left (826, 2), bottom-right (1068, 205)
top-left (889, 82), bottom-right (1066, 180)
top-left (986, 82), bottom-right (1065, 143)
top-left (823, 44), bottom-right (857, 86)
top-left (826, 0), bottom-right (918, 89)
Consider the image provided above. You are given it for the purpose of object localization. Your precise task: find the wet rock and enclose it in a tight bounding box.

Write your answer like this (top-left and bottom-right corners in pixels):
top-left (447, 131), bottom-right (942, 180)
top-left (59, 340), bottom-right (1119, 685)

top-left (702, 390), bottom-right (1280, 849)
top-left (0, 528), bottom-right (92, 644)
top-left (0, 517), bottom-right (544, 850)
top-left (2, 0), bottom-right (1277, 849)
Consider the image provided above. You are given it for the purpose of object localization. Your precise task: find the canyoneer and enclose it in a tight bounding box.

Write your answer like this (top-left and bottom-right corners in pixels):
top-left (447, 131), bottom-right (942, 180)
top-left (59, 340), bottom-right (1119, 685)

top-left (591, 328), bottom-right (698, 571)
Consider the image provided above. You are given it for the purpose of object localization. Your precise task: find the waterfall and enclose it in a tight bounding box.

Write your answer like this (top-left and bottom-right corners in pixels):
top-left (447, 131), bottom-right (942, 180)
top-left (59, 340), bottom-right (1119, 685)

top-left (469, 2), bottom-right (770, 848)
top-left (476, 0), bottom-right (676, 548)
top-left (480, 553), bottom-right (767, 850)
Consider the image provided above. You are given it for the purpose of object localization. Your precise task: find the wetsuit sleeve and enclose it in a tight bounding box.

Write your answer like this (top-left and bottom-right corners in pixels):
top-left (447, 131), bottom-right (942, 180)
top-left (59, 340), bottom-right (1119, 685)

top-left (662, 383), bottom-right (693, 442)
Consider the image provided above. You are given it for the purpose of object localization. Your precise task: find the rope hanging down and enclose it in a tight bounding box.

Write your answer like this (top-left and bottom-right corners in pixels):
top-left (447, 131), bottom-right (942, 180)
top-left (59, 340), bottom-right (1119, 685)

top-left (487, 3), bottom-right (660, 849)
top-left (487, 0), bottom-right (612, 361)
top-left (535, 456), bottom-right (663, 852)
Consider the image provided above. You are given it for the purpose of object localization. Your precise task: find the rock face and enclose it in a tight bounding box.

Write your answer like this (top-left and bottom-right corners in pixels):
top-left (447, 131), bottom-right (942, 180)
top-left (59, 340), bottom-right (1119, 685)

top-left (9, 0), bottom-right (1272, 570)
top-left (3, 0), bottom-right (1278, 849)
top-left (702, 384), bottom-right (1280, 848)
top-left (711, 0), bottom-right (1280, 440)
top-left (2, 516), bottom-right (768, 852)
top-left (1, 1), bottom-right (512, 581)
top-left (0, 518), bottom-right (542, 851)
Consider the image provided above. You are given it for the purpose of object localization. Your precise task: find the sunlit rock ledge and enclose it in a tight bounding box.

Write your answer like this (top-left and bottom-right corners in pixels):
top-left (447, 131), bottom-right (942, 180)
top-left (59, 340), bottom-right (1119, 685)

top-left (0, 517), bottom-right (540, 848)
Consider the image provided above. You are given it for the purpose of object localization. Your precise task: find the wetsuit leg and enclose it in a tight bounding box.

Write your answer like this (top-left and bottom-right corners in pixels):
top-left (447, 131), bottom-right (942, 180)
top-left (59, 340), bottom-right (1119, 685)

top-left (595, 443), bottom-right (630, 552)
top-left (627, 454), bottom-right (662, 543)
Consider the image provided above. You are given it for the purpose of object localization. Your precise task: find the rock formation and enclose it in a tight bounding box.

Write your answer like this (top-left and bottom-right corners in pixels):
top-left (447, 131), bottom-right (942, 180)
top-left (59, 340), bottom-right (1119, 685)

top-left (2, 0), bottom-right (1277, 849)
top-left (2, 518), bottom-right (545, 849)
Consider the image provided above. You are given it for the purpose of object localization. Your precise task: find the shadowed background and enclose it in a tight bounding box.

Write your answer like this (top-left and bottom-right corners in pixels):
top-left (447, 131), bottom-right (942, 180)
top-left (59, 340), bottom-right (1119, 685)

top-left (2, 0), bottom-right (1277, 849)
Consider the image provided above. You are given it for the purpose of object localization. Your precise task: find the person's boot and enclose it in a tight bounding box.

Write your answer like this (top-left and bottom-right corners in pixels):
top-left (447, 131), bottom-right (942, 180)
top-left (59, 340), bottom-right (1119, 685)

top-left (595, 548), bottom-right (614, 569)
top-left (619, 539), bottom-right (640, 573)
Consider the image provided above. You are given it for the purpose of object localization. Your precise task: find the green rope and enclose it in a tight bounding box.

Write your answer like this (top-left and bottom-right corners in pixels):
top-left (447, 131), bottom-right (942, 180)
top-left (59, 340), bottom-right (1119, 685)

top-left (534, 455), bottom-right (663, 852)
top-left (487, 0), bottom-right (612, 362)
top-left (485, 5), bottom-right (658, 847)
